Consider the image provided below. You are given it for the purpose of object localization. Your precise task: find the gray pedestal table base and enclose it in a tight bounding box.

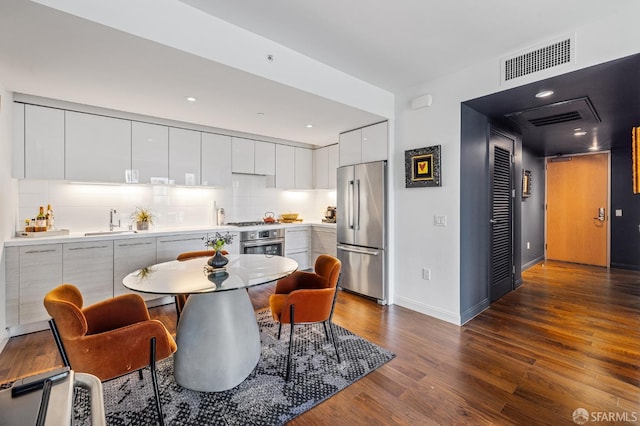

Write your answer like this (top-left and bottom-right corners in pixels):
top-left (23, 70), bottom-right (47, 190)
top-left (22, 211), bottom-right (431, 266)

top-left (174, 289), bottom-right (261, 392)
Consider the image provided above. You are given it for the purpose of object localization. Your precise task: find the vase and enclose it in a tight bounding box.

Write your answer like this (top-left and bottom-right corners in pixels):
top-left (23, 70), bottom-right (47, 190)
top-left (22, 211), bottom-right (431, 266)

top-left (208, 250), bottom-right (229, 268)
top-left (136, 221), bottom-right (149, 231)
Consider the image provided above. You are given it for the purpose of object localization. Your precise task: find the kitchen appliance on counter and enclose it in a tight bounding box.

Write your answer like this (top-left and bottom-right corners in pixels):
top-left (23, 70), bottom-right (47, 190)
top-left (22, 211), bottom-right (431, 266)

top-left (337, 161), bottom-right (386, 303)
top-left (216, 208), bottom-right (225, 225)
top-left (323, 206), bottom-right (336, 223)
top-left (239, 228), bottom-right (284, 255)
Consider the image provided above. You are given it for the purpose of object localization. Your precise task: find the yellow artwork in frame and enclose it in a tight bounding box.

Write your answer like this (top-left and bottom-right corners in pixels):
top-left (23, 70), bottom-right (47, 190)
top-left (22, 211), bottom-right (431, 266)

top-left (405, 145), bottom-right (441, 188)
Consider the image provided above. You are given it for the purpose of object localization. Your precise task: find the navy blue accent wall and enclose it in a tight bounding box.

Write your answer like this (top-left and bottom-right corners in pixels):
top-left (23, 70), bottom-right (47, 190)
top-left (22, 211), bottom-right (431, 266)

top-left (520, 147), bottom-right (546, 269)
top-left (460, 104), bottom-right (490, 321)
top-left (611, 143), bottom-right (640, 270)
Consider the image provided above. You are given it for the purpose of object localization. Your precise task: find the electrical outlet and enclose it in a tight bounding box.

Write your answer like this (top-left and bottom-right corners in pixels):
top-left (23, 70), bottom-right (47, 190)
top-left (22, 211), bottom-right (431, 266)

top-left (422, 268), bottom-right (431, 280)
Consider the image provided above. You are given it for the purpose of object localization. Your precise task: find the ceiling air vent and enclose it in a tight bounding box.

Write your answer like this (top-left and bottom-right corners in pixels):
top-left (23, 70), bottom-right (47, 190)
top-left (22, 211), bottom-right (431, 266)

top-left (505, 97), bottom-right (600, 130)
top-left (528, 111), bottom-right (582, 127)
top-left (501, 34), bottom-right (575, 85)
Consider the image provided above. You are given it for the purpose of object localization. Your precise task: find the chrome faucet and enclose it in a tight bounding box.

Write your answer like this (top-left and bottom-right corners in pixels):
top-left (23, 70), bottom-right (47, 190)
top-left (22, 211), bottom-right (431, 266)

top-left (109, 209), bottom-right (120, 231)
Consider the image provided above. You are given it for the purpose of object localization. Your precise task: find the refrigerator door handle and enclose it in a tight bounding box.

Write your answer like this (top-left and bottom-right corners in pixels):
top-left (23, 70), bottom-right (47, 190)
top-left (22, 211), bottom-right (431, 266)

top-left (348, 180), bottom-right (354, 229)
top-left (355, 179), bottom-right (361, 230)
top-left (337, 245), bottom-right (380, 256)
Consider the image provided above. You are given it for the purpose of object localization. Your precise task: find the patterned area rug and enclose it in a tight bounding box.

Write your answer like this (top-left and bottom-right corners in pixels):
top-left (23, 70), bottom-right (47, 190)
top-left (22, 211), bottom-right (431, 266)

top-left (74, 309), bottom-right (395, 425)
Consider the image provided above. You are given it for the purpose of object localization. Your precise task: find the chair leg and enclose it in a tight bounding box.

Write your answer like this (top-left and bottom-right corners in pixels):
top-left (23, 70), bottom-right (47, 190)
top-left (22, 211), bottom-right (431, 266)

top-left (327, 321), bottom-right (341, 364)
top-left (149, 337), bottom-right (165, 426)
top-left (286, 304), bottom-right (295, 382)
top-left (48, 319), bottom-right (70, 368)
top-left (322, 322), bottom-right (329, 339)
top-left (138, 369), bottom-right (144, 380)
top-left (277, 322), bottom-right (282, 340)
top-left (174, 295), bottom-right (181, 324)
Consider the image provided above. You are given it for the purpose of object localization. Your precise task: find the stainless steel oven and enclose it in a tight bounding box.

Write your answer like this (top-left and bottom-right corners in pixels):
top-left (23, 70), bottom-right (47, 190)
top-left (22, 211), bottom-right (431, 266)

top-left (239, 228), bottom-right (285, 256)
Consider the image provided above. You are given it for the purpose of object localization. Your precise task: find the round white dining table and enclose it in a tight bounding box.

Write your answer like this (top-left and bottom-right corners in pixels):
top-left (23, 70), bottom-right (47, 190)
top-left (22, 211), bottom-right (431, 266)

top-left (122, 254), bottom-right (298, 392)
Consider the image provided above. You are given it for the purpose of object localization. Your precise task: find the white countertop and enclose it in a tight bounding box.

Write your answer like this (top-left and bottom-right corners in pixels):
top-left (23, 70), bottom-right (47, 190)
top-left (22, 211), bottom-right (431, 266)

top-left (5, 221), bottom-right (336, 247)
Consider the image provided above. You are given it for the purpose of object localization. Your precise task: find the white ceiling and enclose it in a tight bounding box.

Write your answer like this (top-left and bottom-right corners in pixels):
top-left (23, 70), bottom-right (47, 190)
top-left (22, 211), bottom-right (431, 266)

top-left (0, 0), bottom-right (633, 146)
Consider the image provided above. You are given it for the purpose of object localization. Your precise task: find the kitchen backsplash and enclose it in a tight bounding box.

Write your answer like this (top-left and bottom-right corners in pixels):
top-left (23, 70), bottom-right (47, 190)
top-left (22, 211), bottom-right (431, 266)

top-left (17, 176), bottom-right (336, 233)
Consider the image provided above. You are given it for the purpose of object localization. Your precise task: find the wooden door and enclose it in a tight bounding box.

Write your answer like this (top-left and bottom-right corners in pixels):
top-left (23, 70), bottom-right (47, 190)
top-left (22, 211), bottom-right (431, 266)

top-left (546, 153), bottom-right (608, 266)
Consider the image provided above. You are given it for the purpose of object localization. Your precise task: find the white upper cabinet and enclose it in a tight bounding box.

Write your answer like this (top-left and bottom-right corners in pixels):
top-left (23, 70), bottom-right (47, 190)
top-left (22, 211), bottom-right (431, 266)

top-left (12, 102), bottom-right (25, 179)
top-left (327, 144), bottom-right (339, 188)
top-left (169, 127), bottom-right (201, 185)
top-left (23, 105), bottom-right (65, 179)
top-left (313, 144), bottom-right (339, 189)
top-left (275, 144), bottom-right (295, 188)
top-left (294, 147), bottom-right (313, 189)
top-left (131, 121), bottom-right (169, 184)
top-left (361, 121), bottom-right (388, 163)
top-left (254, 141), bottom-right (276, 175)
top-left (231, 137), bottom-right (254, 174)
top-left (65, 111), bottom-right (131, 182)
top-left (313, 146), bottom-right (329, 189)
top-left (339, 121), bottom-right (388, 166)
top-left (201, 132), bottom-right (232, 187)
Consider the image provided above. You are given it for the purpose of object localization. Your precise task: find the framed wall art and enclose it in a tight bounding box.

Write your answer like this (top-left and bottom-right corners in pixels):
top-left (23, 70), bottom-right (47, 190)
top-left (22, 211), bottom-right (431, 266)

top-left (405, 145), bottom-right (441, 188)
top-left (522, 169), bottom-right (532, 198)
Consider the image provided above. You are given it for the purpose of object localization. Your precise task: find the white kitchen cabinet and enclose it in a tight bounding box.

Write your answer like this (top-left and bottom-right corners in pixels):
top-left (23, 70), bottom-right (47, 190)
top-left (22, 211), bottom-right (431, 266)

top-left (65, 111), bottom-right (132, 182)
top-left (18, 244), bottom-right (63, 325)
top-left (156, 233), bottom-right (208, 263)
top-left (362, 121), bottom-right (388, 163)
top-left (5, 247), bottom-right (19, 327)
top-left (294, 147), bottom-right (313, 189)
top-left (285, 227), bottom-right (311, 270)
top-left (113, 237), bottom-right (157, 298)
top-left (328, 144), bottom-right (339, 188)
top-left (254, 141), bottom-right (276, 175)
top-left (169, 127), bottom-right (201, 185)
top-left (202, 132), bottom-right (232, 187)
top-left (63, 241), bottom-right (114, 308)
top-left (339, 121), bottom-right (388, 166)
top-left (24, 105), bottom-right (65, 180)
top-left (339, 129), bottom-right (362, 167)
top-left (275, 144), bottom-right (295, 188)
top-left (313, 146), bottom-right (329, 189)
top-left (311, 226), bottom-right (337, 265)
top-left (12, 102), bottom-right (25, 179)
top-left (131, 121), bottom-right (169, 184)
top-left (231, 137), bottom-right (254, 174)
top-left (313, 144), bottom-right (339, 189)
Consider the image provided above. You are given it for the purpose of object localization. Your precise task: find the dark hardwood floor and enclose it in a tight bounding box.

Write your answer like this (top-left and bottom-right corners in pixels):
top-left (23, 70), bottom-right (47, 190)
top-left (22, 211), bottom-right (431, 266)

top-left (1, 260), bottom-right (638, 424)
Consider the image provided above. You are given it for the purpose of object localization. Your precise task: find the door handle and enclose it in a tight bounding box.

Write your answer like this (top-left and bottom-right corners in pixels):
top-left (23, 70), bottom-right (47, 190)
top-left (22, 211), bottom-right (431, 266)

top-left (593, 207), bottom-right (605, 222)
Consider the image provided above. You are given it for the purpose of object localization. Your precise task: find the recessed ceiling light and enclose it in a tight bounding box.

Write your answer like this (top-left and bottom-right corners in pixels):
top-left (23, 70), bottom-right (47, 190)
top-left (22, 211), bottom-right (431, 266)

top-left (306, 124), bottom-right (313, 128)
top-left (574, 131), bottom-right (587, 136)
top-left (535, 90), bottom-right (554, 98)
top-left (257, 112), bottom-right (265, 116)
top-left (185, 96), bottom-right (197, 102)
top-left (588, 144), bottom-right (599, 151)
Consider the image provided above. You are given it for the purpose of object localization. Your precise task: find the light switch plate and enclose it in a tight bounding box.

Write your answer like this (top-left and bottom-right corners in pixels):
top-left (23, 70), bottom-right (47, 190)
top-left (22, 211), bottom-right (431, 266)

top-left (615, 209), bottom-right (623, 217)
top-left (434, 215), bottom-right (447, 227)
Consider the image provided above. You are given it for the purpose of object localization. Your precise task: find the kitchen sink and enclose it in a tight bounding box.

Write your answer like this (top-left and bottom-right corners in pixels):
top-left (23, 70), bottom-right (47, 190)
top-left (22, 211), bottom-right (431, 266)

top-left (84, 230), bottom-right (138, 236)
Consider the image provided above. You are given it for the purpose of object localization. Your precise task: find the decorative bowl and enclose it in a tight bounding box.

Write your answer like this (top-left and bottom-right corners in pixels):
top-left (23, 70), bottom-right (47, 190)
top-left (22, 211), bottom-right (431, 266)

top-left (280, 213), bottom-right (299, 221)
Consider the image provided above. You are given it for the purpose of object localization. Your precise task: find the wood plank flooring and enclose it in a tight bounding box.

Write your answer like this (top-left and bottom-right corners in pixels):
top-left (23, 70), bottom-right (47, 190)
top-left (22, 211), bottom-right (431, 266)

top-left (1, 260), bottom-right (638, 424)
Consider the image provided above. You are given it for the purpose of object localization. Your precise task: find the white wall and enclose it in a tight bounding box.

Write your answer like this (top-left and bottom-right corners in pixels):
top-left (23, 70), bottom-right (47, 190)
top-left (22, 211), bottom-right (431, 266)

top-left (0, 88), bottom-right (17, 347)
top-left (392, 4), bottom-right (640, 324)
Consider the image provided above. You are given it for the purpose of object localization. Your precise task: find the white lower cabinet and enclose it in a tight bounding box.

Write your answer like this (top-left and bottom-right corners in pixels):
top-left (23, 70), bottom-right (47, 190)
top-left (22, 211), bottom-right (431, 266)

top-left (113, 237), bottom-right (157, 299)
top-left (156, 233), bottom-right (208, 263)
top-left (18, 244), bottom-right (63, 325)
top-left (63, 241), bottom-right (114, 309)
top-left (285, 228), bottom-right (311, 270)
top-left (311, 226), bottom-right (337, 265)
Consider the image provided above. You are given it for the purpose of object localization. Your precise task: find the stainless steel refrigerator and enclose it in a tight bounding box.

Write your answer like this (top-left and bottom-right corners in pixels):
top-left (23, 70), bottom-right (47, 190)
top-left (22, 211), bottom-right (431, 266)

top-left (336, 161), bottom-right (386, 303)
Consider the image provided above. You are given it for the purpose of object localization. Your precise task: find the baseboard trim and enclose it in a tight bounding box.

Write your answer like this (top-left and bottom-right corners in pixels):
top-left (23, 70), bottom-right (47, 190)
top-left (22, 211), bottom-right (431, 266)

top-left (460, 298), bottom-right (490, 324)
top-left (394, 296), bottom-right (460, 325)
top-left (522, 256), bottom-right (545, 271)
top-left (610, 262), bottom-right (640, 272)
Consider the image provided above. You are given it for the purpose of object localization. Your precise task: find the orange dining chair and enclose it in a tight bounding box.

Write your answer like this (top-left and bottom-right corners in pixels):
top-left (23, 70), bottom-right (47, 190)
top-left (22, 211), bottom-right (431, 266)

top-left (175, 250), bottom-right (218, 322)
top-left (44, 284), bottom-right (177, 426)
top-left (269, 254), bottom-right (342, 381)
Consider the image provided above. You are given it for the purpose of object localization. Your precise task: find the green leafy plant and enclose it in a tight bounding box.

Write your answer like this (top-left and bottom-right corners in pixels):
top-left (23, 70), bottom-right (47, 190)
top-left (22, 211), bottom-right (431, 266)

top-left (206, 232), bottom-right (234, 252)
top-left (131, 206), bottom-right (155, 224)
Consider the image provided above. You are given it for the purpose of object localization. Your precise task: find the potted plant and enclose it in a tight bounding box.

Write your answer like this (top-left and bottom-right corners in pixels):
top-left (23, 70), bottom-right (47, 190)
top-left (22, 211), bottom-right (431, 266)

top-left (205, 232), bottom-right (234, 268)
top-left (131, 206), bottom-right (155, 231)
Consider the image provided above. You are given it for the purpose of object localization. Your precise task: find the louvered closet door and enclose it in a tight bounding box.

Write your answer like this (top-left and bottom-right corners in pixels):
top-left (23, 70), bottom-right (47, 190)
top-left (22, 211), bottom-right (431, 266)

top-left (489, 130), bottom-right (514, 302)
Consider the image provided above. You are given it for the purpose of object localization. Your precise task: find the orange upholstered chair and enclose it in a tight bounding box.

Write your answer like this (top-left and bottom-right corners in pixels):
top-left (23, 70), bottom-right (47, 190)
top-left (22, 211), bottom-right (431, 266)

top-left (269, 254), bottom-right (342, 380)
top-left (44, 284), bottom-right (177, 424)
top-left (175, 250), bottom-right (218, 321)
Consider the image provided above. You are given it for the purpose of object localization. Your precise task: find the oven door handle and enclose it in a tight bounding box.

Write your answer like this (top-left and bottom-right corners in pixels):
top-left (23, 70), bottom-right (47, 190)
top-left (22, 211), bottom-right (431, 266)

top-left (240, 238), bottom-right (285, 248)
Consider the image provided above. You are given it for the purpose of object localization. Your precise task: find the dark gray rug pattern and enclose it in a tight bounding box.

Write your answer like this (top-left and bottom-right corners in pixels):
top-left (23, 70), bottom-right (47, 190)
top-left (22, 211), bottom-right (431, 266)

top-left (74, 309), bottom-right (395, 425)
